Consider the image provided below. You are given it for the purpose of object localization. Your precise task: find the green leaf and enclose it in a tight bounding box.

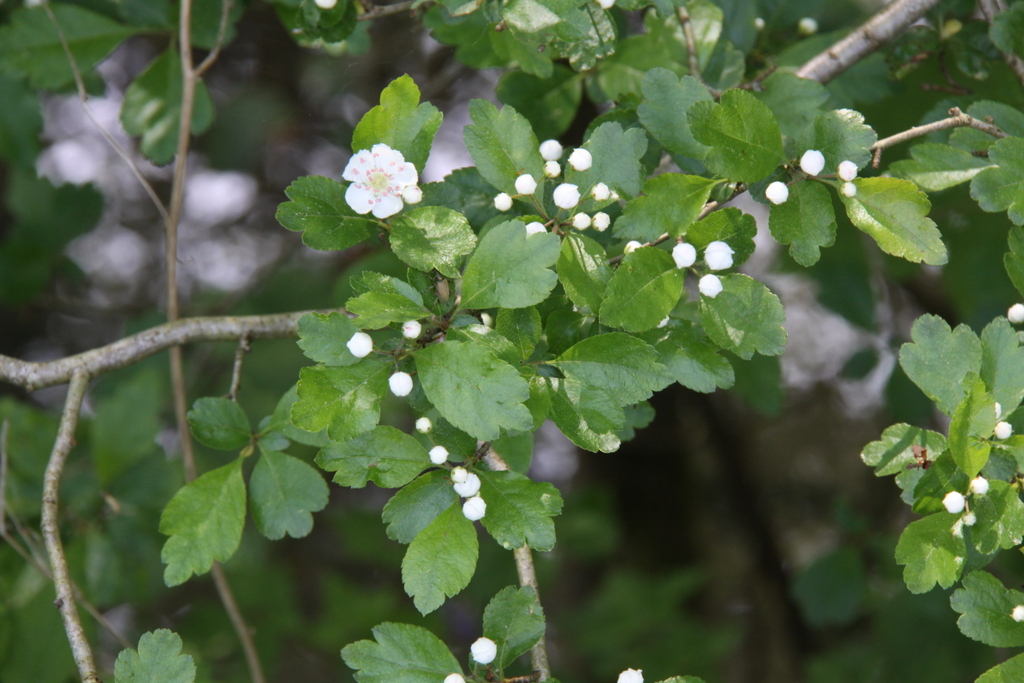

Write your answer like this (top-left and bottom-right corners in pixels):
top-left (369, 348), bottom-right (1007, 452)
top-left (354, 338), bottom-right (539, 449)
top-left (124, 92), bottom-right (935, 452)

top-left (389, 206), bottom-right (477, 278)
top-left (638, 69), bottom-right (713, 160)
top-left (613, 174), bottom-right (719, 242)
top-left (114, 629), bottom-right (195, 683)
top-left (297, 312), bottom-right (362, 366)
top-left (912, 451), bottom-right (969, 515)
top-left (1005, 227), bottom-right (1024, 299)
top-left (860, 423), bottom-right (947, 477)
top-left (477, 469), bottom-right (563, 551)
top-left (898, 314), bottom-right (982, 416)
top-left (342, 622), bottom-right (463, 683)
top-left (402, 503), bottom-right (479, 614)
top-left (461, 220), bottom-right (561, 309)
top-left (496, 307), bottom-right (542, 361)
top-left (0, 4), bottom-right (138, 90)
top-left (977, 653), bottom-right (1024, 683)
top-left (651, 321), bottom-right (735, 393)
top-left (951, 571), bottom-right (1024, 647)
top-left (684, 207), bottom-right (758, 267)
top-left (351, 75), bottom-right (442, 172)
top-left (972, 480), bottom-right (1024, 555)
top-left (751, 70), bottom-right (830, 140)
top-left (502, 0), bottom-right (577, 33)
top-left (545, 376), bottom-right (622, 453)
top-left (768, 181), bottom-right (836, 267)
top-left (120, 50), bottom-right (215, 165)
top-left (316, 426), bottom-right (430, 489)
top-left (840, 177), bottom-right (947, 266)
top-left (291, 360), bottom-right (390, 442)
top-left (250, 447), bottom-right (329, 540)
top-left (685, 0), bottom-right (722, 70)
top-left (796, 109), bottom-right (877, 172)
top-left (416, 341), bottom-right (533, 441)
top-left (276, 175), bottom-right (378, 251)
top-left (600, 249), bottom-right (683, 333)
top-left (557, 232), bottom-right (612, 312)
top-left (948, 376), bottom-right (995, 477)
top-left (0, 74), bottom-right (44, 169)
top-left (981, 317), bottom-right (1024, 413)
top-left (553, 332), bottom-right (672, 405)
top-left (699, 274), bottom-right (787, 360)
top-left (890, 142), bottom-right (994, 192)
top-left (569, 122), bottom-right (648, 199)
top-left (496, 65), bottom-right (583, 140)
top-left (483, 586), bottom-right (546, 669)
top-left (990, 3), bottom-right (1024, 59)
top-left (554, 3), bottom-right (617, 72)
top-left (187, 397), bottom-right (251, 450)
top-left (268, 385), bottom-right (329, 448)
top-left (464, 99), bottom-right (544, 194)
top-left (383, 471), bottom-right (459, 544)
top-left (160, 459), bottom-right (246, 586)
top-left (971, 136), bottom-right (1024, 226)
top-left (894, 512), bottom-right (966, 594)
top-left (688, 89), bottom-right (785, 183)
top-left (347, 275), bottom-right (430, 328)
top-left (791, 547), bottom-right (866, 628)
top-left (449, 324), bottom-right (520, 366)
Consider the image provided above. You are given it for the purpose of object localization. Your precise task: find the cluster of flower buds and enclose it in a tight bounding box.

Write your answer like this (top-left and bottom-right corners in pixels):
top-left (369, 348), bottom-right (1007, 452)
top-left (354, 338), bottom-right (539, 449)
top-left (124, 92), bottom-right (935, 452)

top-left (767, 153), bottom-right (860, 205)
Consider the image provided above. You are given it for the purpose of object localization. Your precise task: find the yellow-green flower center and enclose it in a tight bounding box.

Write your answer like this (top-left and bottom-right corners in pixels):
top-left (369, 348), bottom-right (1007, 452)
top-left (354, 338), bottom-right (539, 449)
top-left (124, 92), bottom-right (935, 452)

top-left (367, 170), bottom-right (391, 193)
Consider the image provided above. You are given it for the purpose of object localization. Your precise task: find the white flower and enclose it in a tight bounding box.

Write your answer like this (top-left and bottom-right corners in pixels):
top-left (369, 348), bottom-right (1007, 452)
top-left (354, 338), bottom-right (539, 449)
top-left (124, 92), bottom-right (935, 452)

top-left (754, 17), bottom-right (765, 30)
top-left (798, 17), bottom-right (818, 35)
top-left (315, 0), bottom-right (337, 8)
top-left (568, 148), bottom-right (593, 171)
top-left (454, 472), bottom-right (481, 497)
top-left (480, 312), bottom-right (493, 327)
top-left (444, 675), bottom-right (466, 683)
top-left (346, 332), bottom-right (373, 358)
top-left (800, 150), bottom-right (826, 176)
top-left (838, 160), bottom-right (858, 181)
top-left (995, 421), bottom-right (1014, 439)
top-left (597, 0), bottom-right (615, 8)
top-left (624, 241), bottom-right (642, 254)
top-left (470, 637), bottom-right (496, 664)
top-left (997, 402), bottom-right (1004, 419)
top-left (618, 669), bottom-right (643, 683)
top-left (963, 511), bottom-right (977, 526)
top-left (539, 139), bottom-right (563, 161)
top-left (943, 491), bottom-right (966, 514)
top-left (415, 417), bottom-right (433, 433)
top-left (572, 213), bottom-right (591, 230)
top-left (402, 185), bottom-right (423, 204)
top-left (463, 495), bottom-right (487, 521)
top-left (402, 320), bottom-right (422, 339)
top-left (544, 160), bottom-right (561, 178)
top-left (343, 144), bottom-right (418, 219)
top-left (1009, 303), bottom-right (1024, 324)
top-left (591, 182), bottom-right (610, 201)
top-left (657, 316), bottom-right (670, 328)
top-left (525, 221), bottom-right (547, 236)
top-left (515, 173), bottom-right (538, 195)
top-left (389, 371), bottom-right (413, 397)
top-left (592, 212), bottom-right (611, 231)
top-left (494, 193), bottom-right (513, 211)
top-left (672, 242), bottom-right (697, 269)
top-left (704, 241), bottom-right (735, 271)
top-left (699, 274), bottom-right (723, 298)
top-left (429, 445), bottom-right (449, 465)
top-left (1013, 605), bottom-right (1024, 622)
top-left (841, 182), bottom-right (857, 197)
top-left (765, 181), bottom-right (789, 205)
top-left (451, 466), bottom-right (469, 484)
top-left (970, 477), bottom-right (989, 495)
top-left (553, 183), bottom-right (581, 209)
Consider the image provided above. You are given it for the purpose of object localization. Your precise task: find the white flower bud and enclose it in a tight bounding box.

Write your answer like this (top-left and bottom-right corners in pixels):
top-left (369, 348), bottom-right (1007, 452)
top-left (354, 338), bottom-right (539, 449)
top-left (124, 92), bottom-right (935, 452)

top-left (480, 312), bottom-right (493, 327)
top-left (995, 421), bottom-right (1014, 439)
top-left (996, 402), bottom-right (1003, 419)
top-left (657, 316), bottom-right (670, 328)
top-left (963, 511), bottom-right (977, 526)
top-left (765, 181), bottom-right (789, 205)
top-left (597, 0), bottom-right (615, 8)
top-left (609, 190), bottom-right (620, 201)
top-left (943, 491), bottom-right (966, 514)
top-left (592, 212), bottom-right (611, 231)
top-left (463, 496), bottom-right (487, 521)
top-left (572, 213), bottom-right (591, 230)
top-left (346, 332), bottom-right (373, 358)
top-left (623, 241), bottom-right (642, 255)
top-left (754, 17), bottom-right (765, 30)
top-left (539, 139), bottom-right (563, 161)
top-left (699, 274), bottom-right (723, 298)
top-left (415, 417), bottom-right (433, 433)
top-left (970, 476), bottom-right (989, 495)
top-left (453, 472), bottom-right (481, 497)
top-left (451, 466), bottom-right (469, 484)
top-left (568, 148), bottom-right (593, 171)
top-left (315, 0), bottom-right (337, 8)
top-left (838, 160), bottom-right (858, 181)
top-left (429, 445), bottom-right (449, 465)
top-left (704, 241), bottom-right (735, 271)
top-left (494, 193), bottom-right (513, 211)
top-left (1013, 605), bottom-right (1024, 622)
top-left (841, 182), bottom-right (857, 197)
top-left (672, 242), bottom-right (697, 269)
top-left (553, 183), bottom-right (581, 209)
top-left (470, 636), bottom-right (496, 664)
top-left (591, 182), bottom-right (610, 201)
top-left (1009, 303), bottom-right (1024, 324)
top-left (444, 675), bottom-right (465, 683)
top-left (401, 186), bottom-right (423, 204)
top-left (515, 173), bottom-right (537, 195)
top-left (800, 150), bottom-right (826, 176)
top-left (402, 320), bottom-right (422, 339)
top-left (618, 669), bottom-right (643, 683)
top-left (798, 17), bottom-right (818, 35)
top-left (525, 221), bottom-right (547, 236)
top-left (544, 160), bottom-right (561, 178)
top-left (389, 371), bottom-right (413, 397)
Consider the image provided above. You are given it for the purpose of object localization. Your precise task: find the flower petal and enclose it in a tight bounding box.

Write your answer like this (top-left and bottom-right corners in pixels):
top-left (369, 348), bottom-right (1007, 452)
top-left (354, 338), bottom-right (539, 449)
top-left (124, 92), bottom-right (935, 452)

top-left (345, 183), bottom-right (375, 214)
top-left (343, 151), bottom-right (372, 182)
top-left (372, 194), bottom-right (403, 219)
top-left (392, 163), bottom-right (418, 185)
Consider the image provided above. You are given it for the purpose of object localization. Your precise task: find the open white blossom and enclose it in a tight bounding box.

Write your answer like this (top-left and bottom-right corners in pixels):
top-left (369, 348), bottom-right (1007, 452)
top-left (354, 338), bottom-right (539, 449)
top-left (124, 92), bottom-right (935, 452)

top-left (943, 491), bottom-right (966, 514)
top-left (838, 160), bottom-right (858, 181)
top-left (765, 181), bottom-right (789, 205)
top-left (1009, 303), bottom-right (1024, 323)
top-left (539, 139), bottom-right (563, 161)
top-left (463, 496), bottom-right (487, 521)
top-left (800, 150), bottom-right (826, 176)
top-left (415, 417), bottom-right (433, 433)
top-left (454, 472), bottom-right (481, 497)
top-left (515, 173), bottom-right (538, 195)
top-left (429, 445), bottom-right (449, 465)
top-left (553, 183), bottom-right (581, 209)
top-left (592, 212), bottom-right (611, 231)
top-left (618, 669), bottom-right (643, 683)
top-left (389, 372), bottom-right (413, 397)
top-left (568, 148), bottom-right (593, 171)
top-left (699, 274), bottom-right (723, 298)
top-left (672, 242), bottom-right (697, 268)
top-left (343, 144), bottom-right (418, 219)
top-left (470, 637), bottom-right (497, 664)
top-left (704, 241), bottom-right (735, 271)
top-left (346, 332), bottom-right (373, 358)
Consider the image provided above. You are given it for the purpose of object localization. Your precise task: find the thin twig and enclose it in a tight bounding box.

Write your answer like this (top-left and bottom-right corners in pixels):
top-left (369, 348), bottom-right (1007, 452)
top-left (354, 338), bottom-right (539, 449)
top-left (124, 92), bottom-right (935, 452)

top-left (210, 562), bottom-right (265, 682)
top-left (796, 0), bottom-right (943, 84)
top-left (228, 334), bottom-right (251, 402)
top-left (978, 0), bottom-right (1024, 92)
top-left (195, 0), bottom-right (234, 79)
top-left (607, 201), bottom-right (719, 266)
top-left (40, 372), bottom-right (97, 683)
top-left (675, 7), bottom-right (721, 98)
top-left (869, 107), bottom-right (1007, 167)
top-left (356, 0), bottom-right (419, 21)
top-left (0, 419), bottom-right (8, 535)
